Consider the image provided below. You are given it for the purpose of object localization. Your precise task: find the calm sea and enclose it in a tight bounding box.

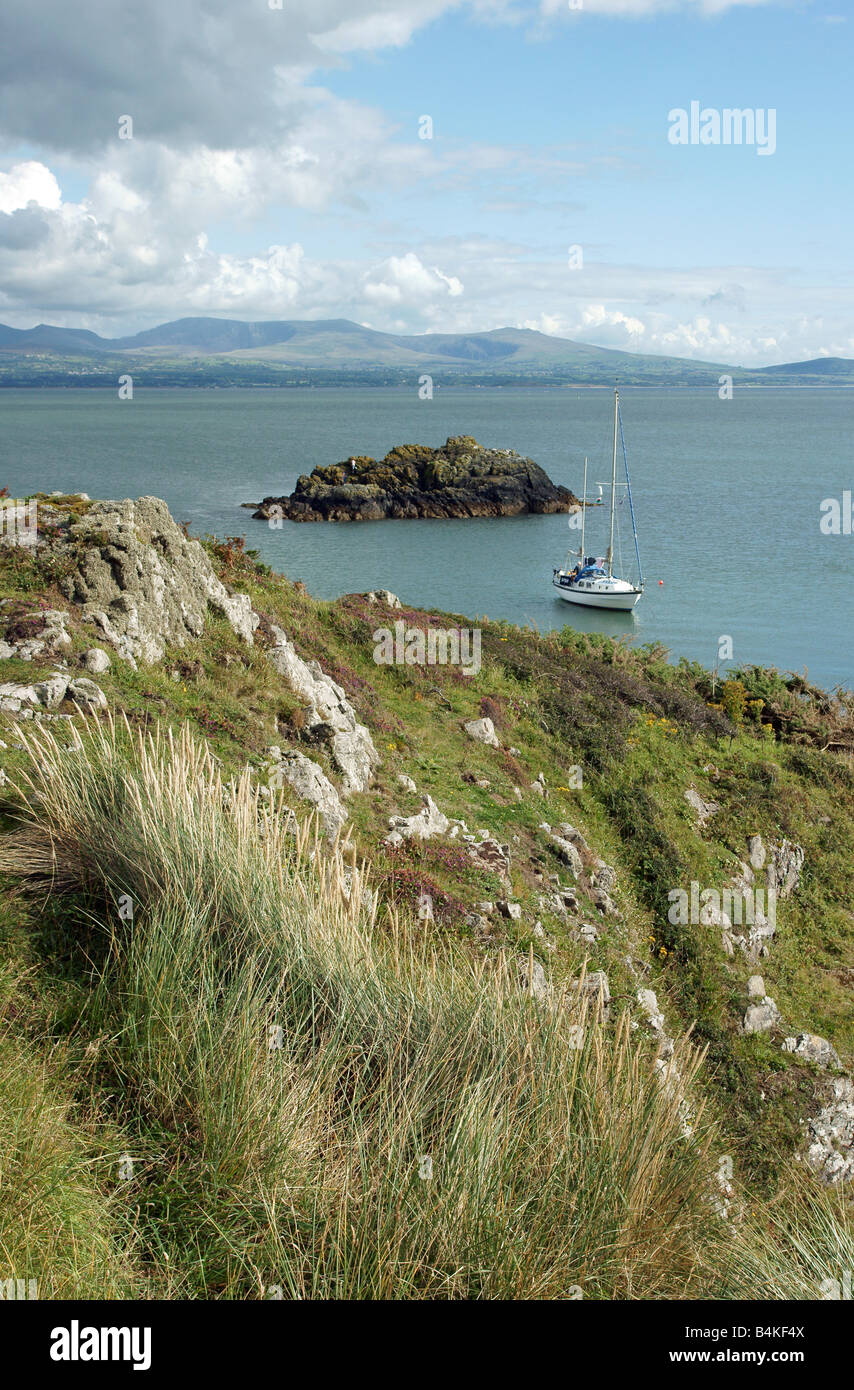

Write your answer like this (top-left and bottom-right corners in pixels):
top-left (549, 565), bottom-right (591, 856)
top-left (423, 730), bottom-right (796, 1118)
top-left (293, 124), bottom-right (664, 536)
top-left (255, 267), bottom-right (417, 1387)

top-left (1, 386), bottom-right (851, 691)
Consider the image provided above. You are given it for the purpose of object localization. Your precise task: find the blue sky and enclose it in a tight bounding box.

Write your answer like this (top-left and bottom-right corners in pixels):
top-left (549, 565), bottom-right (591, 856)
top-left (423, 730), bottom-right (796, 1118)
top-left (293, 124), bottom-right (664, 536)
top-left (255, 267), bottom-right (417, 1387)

top-left (0, 0), bottom-right (851, 364)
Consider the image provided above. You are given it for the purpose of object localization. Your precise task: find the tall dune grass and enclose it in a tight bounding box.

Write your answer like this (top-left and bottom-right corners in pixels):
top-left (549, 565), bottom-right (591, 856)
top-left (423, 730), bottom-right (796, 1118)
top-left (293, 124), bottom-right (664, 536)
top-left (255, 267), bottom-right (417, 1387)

top-left (723, 1169), bottom-right (854, 1300)
top-left (0, 968), bottom-right (136, 1299)
top-left (1, 713), bottom-right (729, 1298)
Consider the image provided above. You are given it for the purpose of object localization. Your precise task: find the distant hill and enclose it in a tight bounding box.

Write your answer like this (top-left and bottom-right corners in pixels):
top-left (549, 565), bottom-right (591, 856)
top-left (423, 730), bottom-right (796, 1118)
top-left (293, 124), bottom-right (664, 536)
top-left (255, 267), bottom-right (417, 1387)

top-left (755, 356), bottom-right (854, 378)
top-left (1, 316), bottom-right (852, 387)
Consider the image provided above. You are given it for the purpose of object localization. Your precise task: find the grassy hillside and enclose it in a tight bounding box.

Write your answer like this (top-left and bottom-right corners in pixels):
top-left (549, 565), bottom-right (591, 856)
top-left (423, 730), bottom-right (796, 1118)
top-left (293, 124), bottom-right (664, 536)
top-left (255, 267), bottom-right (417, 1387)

top-left (0, 498), bottom-right (852, 1299)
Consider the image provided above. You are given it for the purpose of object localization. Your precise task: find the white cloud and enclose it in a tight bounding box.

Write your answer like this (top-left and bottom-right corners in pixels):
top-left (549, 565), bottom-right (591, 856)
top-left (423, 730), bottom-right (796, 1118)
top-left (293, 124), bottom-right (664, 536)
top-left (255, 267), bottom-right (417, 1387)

top-left (0, 161), bottom-right (62, 214)
top-left (362, 253), bottom-right (464, 306)
top-left (581, 304), bottom-right (646, 340)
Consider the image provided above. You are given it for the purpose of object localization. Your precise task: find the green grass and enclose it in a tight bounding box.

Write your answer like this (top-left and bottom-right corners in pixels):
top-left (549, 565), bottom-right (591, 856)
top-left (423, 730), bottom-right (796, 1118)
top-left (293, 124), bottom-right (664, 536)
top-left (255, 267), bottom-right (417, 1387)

top-left (0, 715), bottom-right (729, 1299)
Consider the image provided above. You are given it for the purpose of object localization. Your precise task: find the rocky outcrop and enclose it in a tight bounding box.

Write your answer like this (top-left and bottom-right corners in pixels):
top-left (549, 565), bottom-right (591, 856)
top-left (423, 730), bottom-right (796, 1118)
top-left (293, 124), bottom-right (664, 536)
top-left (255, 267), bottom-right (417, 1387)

top-left (464, 716), bottom-right (499, 748)
top-left (805, 1079), bottom-right (854, 1184)
top-left (782, 1032), bottom-right (840, 1069)
top-left (267, 625), bottom-right (378, 794)
top-left (685, 786), bottom-right (719, 827)
top-left (544, 826), bottom-right (583, 877)
top-left (515, 955), bottom-right (549, 1000)
top-left (636, 987), bottom-right (673, 1058)
top-left (83, 648), bottom-right (111, 674)
top-left (0, 669), bottom-right (107, 716)
top-left (572, 970), bottom-right (611, 1019)
top-left (386, 795), bottom-right (450, 845)
top-left (58, 497), bottom-right (258, 666)
top-left (767, 840), bottom-right (805, 899)
top-left (265, 746), bottom-right (348, 840)
top-left (741, 996), bottom-right (781, 1035)
top-left (466, 832), bottom-right (511, 886)
top-left (252, 436), bottom-right (578, 523)
top-left (0, 607), bottom-right (71, 661)
top-left (362, 590), bottom-right (402, 609)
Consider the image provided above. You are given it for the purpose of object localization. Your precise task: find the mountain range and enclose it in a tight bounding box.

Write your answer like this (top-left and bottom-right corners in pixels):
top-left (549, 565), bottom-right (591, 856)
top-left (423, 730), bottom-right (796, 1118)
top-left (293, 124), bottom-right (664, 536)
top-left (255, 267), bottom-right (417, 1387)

top-left (1, 316), bottom-right (853, 387)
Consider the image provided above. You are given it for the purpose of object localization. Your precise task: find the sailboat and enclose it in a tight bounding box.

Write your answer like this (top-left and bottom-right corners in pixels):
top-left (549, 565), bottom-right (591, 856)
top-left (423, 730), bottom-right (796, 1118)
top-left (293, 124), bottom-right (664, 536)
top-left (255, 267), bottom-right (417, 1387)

top-left (552, 387), bottom-right (644, 611)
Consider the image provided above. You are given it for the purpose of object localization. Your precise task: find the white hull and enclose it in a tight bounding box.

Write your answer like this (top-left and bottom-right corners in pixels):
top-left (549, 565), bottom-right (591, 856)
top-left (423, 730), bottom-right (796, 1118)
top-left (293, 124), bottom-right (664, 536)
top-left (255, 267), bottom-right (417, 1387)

top-left (553, 575), bottom-right (642, 611)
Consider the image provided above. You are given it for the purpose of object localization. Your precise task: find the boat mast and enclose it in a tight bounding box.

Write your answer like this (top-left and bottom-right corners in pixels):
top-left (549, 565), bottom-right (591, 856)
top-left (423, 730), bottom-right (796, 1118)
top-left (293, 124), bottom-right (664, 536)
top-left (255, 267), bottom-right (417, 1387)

top-left (608, 385), bottom-right (618, 576)
top-left (580, 456), bottom-right (587, 562)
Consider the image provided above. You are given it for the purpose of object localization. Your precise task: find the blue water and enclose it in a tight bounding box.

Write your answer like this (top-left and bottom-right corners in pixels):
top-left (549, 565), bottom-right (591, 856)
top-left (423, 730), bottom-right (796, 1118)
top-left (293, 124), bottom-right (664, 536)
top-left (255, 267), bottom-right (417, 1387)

top-left (1, 386), bottom-right (852, 689)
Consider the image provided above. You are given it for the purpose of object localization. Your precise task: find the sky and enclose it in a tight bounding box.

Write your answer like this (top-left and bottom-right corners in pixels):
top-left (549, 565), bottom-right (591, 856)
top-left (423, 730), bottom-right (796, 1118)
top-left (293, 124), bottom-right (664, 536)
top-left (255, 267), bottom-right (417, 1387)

top-left (0, 0), bottom-right (850, 365)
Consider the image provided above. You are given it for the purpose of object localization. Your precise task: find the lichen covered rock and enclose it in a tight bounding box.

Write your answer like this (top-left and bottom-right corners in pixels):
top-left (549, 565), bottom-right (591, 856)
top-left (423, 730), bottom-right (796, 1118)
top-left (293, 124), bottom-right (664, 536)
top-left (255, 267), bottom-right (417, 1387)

top-left (59, 496), bottom-right (259, 665)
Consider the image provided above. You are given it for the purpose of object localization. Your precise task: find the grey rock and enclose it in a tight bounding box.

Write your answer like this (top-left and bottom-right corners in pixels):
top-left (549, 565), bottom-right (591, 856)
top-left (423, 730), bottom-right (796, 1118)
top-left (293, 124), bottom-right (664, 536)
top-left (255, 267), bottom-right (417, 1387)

top-left (589, 861), bottom-right (617, 892)
top-left (516, 956), bottom-right (549, 1000)
top-left (557, 824), bottom-right (590, 854)
top-left (67, 677), bottom-right (107, 709)
top-left (41, 610), bottom-right (72, 650)
top-left (537, 892), bottom-right (567, 916)
top-left (636, 987), bottom-right (666, 1034)
top-left (363, 589), bottom-right (402, 609)
top-left (748, 835), bottom-right (766, 872)
top-left (466, 833), bottom-right (511, 884)
top-left (33, 673), bottom-right (69, 709)
top-left (498, 900), bottom-right (522, 921)
top-left (83, 647), bottom-right (112, 674)
top-left (396, 773), bottom-right (417, 793)
top-left (781, 1033), bottom-right (840, 1070)
top-left (388, 794), bottom-right (450, 841)
top-left (0, 681), bottom-right (40, 712)
top-left (805, 1078), bottom-right (854, 1185)
top-left (267, 626), bottom-right (378, 794)
top-left (574, 922), bottom-right (599, 945)
top-left (685, 786), bottom-right (719, 827)
top-left (464, 716), bottom-right (499, 748)
top-left (58, 496), bottom-right (259, 665)
top-left (465, 912), bottom-right (491, 933)
top-left (747, 975), bottom-right (766, 998)
top-left (767, 840), bottom-right (805, 899)
top-left (572, 970), bottom-right (611, 1018)
top-left (547, 830), bottom-right (583, 878)
top-left (742, 997), bottom-right (781, 1035)
top-left (590, 887), bottom-right (619, 917)
top-left (268, 747), bottom-right (348, 839)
